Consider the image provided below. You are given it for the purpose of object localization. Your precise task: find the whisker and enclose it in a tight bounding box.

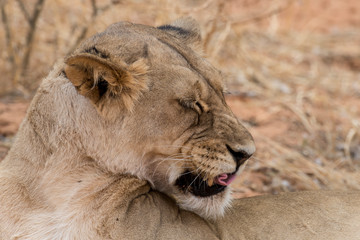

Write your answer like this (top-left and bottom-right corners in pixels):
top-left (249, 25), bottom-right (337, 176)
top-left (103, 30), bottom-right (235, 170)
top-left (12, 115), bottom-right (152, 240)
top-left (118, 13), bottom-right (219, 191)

top-left (187, 172), bottom-right (201, 192)
top-left (250, 156), bottom-right (263, 162)
top-left (178, 169), bottom-right (198, 177)
top-left (165, 161), bottom-right (184, 179)
top-left (152, 157), bottom-right (192, 162)
top-left (151, 155), bottom-right (192, 179)
top-left (151, 144), bottom-right (192, 151)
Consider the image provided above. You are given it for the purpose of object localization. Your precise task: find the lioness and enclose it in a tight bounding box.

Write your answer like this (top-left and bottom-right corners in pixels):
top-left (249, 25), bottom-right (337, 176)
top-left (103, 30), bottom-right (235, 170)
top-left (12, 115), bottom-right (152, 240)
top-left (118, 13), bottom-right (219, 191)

top-left (1, 18), bottom-right (360, 240)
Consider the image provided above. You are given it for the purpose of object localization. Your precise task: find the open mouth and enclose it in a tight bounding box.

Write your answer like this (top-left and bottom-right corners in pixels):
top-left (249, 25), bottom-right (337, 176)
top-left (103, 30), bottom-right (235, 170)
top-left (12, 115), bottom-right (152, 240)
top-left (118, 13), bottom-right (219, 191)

top-left (175, 171), bottom-right (237, 197)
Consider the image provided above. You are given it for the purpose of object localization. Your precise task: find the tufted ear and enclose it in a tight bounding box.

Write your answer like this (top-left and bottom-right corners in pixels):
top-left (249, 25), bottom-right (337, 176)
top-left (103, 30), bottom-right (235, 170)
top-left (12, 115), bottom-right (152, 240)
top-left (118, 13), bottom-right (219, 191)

top-left (158, 17), bottom-right (202, 52)
top-left (64, 50), bottom-right (148, 119)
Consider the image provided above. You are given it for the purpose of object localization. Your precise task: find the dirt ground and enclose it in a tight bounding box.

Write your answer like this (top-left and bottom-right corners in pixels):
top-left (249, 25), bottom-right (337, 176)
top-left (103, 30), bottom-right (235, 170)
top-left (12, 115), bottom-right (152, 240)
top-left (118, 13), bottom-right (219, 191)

top-left (1, 0), bottom-right (360, 198)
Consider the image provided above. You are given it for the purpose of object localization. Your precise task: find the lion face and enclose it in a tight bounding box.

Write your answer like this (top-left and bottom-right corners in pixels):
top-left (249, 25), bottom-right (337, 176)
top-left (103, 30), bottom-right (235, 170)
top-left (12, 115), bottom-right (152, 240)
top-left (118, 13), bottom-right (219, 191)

top-left (64, 18), bottom-right (255, 219)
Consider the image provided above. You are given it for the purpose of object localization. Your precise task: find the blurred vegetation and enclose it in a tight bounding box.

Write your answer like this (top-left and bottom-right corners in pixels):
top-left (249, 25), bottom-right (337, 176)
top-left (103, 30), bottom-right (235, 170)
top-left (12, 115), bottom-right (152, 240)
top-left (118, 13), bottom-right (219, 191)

top-left (1, 0), bottom-right (360, 196)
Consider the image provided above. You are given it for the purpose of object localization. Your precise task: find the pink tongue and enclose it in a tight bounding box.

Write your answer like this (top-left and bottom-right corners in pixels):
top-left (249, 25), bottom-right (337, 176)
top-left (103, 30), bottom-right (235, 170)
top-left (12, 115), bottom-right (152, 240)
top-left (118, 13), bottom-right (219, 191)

top-left (214, 173), bottom-right (236, 186)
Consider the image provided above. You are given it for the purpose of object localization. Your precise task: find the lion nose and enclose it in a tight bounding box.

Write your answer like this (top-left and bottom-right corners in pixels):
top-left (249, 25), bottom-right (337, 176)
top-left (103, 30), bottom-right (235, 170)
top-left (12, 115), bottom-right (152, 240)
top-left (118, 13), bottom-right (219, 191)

top-left (226, 144), bottom-right (255, 167)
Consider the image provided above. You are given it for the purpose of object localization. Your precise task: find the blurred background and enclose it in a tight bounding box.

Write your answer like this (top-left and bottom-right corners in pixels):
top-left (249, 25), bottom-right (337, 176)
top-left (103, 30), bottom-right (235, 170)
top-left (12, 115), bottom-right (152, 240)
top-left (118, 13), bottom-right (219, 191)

top-left (1, 0), bottom-right (360, 197)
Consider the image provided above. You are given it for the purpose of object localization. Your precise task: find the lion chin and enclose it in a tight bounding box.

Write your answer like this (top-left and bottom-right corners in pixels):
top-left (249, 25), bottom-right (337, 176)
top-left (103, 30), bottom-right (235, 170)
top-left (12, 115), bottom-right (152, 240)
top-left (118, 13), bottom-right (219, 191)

top-left (150, 173), bottom-right (234, 219)
top-left (175, 189), bottom-right (232, 219)
top-left (150, 159), bottom-right (249, 219)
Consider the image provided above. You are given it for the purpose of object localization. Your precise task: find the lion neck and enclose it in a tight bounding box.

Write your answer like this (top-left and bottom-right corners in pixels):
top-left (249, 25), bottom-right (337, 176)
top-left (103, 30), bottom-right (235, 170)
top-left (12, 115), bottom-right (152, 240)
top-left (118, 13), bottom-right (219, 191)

top-left (4, 107), bottom-right (101, 210)
top-left (2, 66), bottom-right (141, 210)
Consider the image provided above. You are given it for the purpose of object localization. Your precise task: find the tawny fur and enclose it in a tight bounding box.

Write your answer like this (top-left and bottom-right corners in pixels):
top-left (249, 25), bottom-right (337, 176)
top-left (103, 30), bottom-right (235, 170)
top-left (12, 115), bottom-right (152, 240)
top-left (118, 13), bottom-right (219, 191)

top-left (1, 18), bottom-right (360, 240)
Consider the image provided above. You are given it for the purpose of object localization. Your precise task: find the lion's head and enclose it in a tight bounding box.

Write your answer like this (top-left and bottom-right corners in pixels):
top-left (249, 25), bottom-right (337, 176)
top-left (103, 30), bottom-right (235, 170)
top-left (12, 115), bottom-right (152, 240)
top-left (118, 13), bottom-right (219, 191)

top-left (64, 18), bottom-right (255, 219)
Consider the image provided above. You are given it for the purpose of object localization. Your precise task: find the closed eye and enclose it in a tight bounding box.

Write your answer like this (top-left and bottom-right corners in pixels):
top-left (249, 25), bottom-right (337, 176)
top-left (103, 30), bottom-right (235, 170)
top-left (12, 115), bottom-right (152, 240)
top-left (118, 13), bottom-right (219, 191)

top-left (178, 99), bottom-right (203, 125)
top-left (179, 99), bottom-right (204, 115)
top-left (194, 101), bottom-right (204, 114)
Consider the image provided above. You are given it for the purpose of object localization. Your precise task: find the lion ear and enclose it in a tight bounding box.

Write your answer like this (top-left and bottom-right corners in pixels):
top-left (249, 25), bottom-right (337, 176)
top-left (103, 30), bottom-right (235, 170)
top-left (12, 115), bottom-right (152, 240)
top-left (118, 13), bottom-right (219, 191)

top-left (64, 51), bottom-right (148, 118)
top-left (158, 17), bottom-right (202, 52)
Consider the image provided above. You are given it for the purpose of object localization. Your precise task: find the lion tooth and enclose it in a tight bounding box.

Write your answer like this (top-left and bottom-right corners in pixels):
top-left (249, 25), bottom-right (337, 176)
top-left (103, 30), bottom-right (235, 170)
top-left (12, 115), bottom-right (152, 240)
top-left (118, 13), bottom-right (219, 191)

top-left (202, 174), bottom-right (207, 181)
top-left (208, 178), bottom-right (214, 187)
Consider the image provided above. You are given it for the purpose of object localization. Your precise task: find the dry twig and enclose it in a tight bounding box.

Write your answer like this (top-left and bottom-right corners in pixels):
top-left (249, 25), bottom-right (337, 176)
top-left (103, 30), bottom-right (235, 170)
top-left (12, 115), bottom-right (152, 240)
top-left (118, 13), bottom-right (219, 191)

top-left (0, 0), bottom-right (46, 90)
top-left (1, 2), bottom-right (16, 82)
top-left (66, 0), bottom-right (116, 54)
top-left (19, 0), bottom-right (46, 79)
top-left (230, 0), bottom-right (292, 26)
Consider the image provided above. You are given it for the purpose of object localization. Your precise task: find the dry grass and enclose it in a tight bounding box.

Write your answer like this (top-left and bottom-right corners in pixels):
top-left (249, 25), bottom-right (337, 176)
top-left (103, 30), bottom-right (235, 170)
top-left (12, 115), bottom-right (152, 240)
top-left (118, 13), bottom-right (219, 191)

top-left (1, 0), bottom-right (360, 197)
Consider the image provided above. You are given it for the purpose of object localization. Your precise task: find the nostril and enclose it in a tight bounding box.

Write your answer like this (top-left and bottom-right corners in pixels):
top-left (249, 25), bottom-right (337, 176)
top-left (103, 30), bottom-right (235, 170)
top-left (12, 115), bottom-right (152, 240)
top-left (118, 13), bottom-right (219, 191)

top-left (226, 145), bottom-right (252, 168)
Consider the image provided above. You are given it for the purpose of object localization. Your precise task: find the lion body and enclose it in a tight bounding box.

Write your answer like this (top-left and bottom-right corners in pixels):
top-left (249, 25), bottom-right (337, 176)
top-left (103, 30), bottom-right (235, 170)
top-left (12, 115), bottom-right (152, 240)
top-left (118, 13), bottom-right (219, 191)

top-left (1, 19), bottom-right (360, 239)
